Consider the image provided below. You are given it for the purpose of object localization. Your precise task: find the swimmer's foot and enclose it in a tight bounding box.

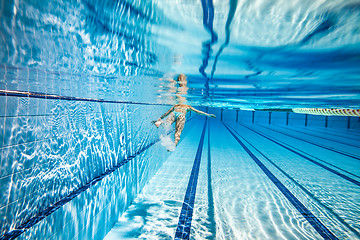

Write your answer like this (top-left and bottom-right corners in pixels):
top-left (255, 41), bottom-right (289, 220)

top-left (167, 144), bottom-right (176, 152)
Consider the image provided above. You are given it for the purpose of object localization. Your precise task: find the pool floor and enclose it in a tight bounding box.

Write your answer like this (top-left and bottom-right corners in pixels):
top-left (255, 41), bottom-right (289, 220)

top-left (104, 117), bottom-right (360, 240)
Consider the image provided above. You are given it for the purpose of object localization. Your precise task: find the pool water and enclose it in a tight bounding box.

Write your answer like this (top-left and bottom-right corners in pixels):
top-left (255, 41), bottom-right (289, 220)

top-left (0, 0), bottom-right (360, 239)
top-left (104, 117), bottom-right (360, 240)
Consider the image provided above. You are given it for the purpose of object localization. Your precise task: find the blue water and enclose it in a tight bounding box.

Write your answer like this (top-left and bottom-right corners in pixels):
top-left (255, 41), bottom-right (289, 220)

top-left (1, 0), bottom-right (360, 109)
top-left (104, 117), bottom-right (360, 239)
top-left (0, 0), bottom-right (360, 239)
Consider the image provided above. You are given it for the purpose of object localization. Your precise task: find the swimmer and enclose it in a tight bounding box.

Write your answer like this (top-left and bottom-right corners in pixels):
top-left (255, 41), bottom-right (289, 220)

top-left (153, 104), bottom-right (216, 149)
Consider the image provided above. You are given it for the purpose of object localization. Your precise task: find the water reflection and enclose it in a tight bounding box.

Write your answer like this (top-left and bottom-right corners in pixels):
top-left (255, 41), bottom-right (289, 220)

top-left (154, 0), bottom-right (360, 109)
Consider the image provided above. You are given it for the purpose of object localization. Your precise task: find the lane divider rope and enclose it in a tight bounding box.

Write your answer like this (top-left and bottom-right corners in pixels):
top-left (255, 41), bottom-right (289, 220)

top-left (0, 89), bottom-right (171, 106)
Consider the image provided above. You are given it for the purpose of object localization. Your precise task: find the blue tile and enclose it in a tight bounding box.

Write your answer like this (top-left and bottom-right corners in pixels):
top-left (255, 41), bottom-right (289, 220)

top-left (22, 144), bottom-right (37, 171)
top-left (0, 175), bottom-right (12, 208)
top-left (23, 165), bottom-right (43, 196)
top-left (6, 96), bottom-right (19, 117)
top-left (46, 99), bottom-right (59, 115)
top-left (37, 98), bottom-right (47, 116)
top-left (28, 98), bottom-right (39, 116)
top-left (25, 116), bottom-right (37, 143)
top-left (0, 117), bottom-right (4, 148)
top-left (36, 116), bottom-right (50, 140)
top-left (0, 144), bottom-right (25, 177)
top-left (18, 97), bottom-right (29, 116)
top-left (92, 223), bottom-right (106, 240)
top-left (0, 148), bottom-right (5, 175)
top-left (0, 81), bottom-right (5, 91)
top-left (5, 195), bottom-right (27, 230)
top-left (0, 147), bottom-right (10, 176)
top-left (60, 212), bottom-right (77, 240)
top-left (3, 117), bottom-right (16, 146)
top-left (0, 205), bottom-right (7, 234)
top-left (0, 96), bottom-right (6, 117)
top-left (12, 170), bottom-right (30, 201)
top-left (15, 116), bottom-right (29, 146)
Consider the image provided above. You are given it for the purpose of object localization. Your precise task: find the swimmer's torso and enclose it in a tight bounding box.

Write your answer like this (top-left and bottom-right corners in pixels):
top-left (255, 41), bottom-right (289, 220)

top-left (174, 104), bottom-right (190, 114)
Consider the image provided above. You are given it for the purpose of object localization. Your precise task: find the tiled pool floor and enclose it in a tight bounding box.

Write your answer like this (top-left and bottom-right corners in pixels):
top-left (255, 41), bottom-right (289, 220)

top-left (105, 118), bottom-right (360, 240)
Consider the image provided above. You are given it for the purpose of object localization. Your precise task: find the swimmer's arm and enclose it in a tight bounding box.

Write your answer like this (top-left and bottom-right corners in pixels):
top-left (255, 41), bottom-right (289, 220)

top-left (189, 107), bottom-right (216, 118)
top-left (158, 106), bottom-right (175, 120)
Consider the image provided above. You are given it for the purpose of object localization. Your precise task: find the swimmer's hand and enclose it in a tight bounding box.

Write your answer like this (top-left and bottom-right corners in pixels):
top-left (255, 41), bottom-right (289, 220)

top-left (209, 114), bottom-right (216, 118)
top-left (152, 119), bottom-right (162, 127)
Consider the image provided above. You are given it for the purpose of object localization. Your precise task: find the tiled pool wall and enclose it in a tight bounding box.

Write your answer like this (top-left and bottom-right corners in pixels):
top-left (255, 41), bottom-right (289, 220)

top-left (0, 95), bottom-right (170, 240)
top-left (210, 108), bottom-right (360, 129)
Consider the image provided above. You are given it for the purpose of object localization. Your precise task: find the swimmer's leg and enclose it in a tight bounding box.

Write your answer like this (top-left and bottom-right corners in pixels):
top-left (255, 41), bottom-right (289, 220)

top-left (153, 112), bottom-right (175, 128)
top-left (174, 114), bottom-right (186, 146)
top-left (164, 112), bottom-right (175, 131)
top-left (166, 112), bottom-right (175, 125)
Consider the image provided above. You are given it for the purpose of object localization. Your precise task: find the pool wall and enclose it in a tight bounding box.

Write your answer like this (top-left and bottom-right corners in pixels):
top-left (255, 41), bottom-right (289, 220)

top-left (0, 94), bottom-right (170, 239)
top-left (210, 108), bottom-right (360, 129)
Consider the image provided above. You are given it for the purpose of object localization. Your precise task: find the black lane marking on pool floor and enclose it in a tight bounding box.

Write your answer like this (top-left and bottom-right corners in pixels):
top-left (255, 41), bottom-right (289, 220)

top-left (240, 124), bottom-right (360, 187)
top-left (274, 125), bottom-right (360, 149)
top-left (321, 127), bottom-right (360, 137)
top-left (248, 125), bottom-right (360, 180)
top-left (0, 89), bottom-right (171, 106)
top-left (256, 124), bottom-right (360, 161)
top-left (0, 117), bottom-right (197, 240)
top-left (175, 119), bottom-right (207, 240)
top-left (223, 123), bottom-right (338, 240)
top-left (206, 120), bottom-right (216, 238)
top-left (300, 127), bottom-right (360, 142)
top-left (226, 124), bottom-right (360, 238)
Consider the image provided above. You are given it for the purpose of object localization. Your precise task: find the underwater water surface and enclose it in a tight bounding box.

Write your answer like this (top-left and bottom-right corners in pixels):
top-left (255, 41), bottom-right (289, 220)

top-left (0, 0), bottom-right (360, 108)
